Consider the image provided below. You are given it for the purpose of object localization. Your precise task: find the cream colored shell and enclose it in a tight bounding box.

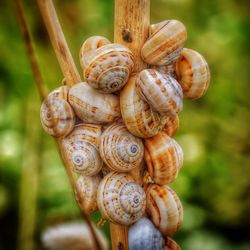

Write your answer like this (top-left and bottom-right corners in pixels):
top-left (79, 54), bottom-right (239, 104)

top-left (120, 75), bottom-right (166, 138)
top-left (68, 82), bottom-right (121, 124)
top-left (100, 123), bottom-right (144, 172)
top-left (175, 48), bottom-right (210, 99)
top-left (136, 69), bottom-right (183, 116)
top-left (77, 174), bottom-right (101, 213)
top-left (146, 184), bottom-right (183, 236)
top-left (97, 172), bottom-right (146, 225)
top-left (141, 20), bottom-right (187, 65)
top-left (151, 64), bottom-right (177, 79)
top-left (144, 131), bottom-right (183, 185)
top-left (162, 115), bottom-right (179, 137)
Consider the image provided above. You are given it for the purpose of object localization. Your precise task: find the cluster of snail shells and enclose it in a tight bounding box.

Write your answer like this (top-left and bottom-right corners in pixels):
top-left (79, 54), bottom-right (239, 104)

top-left (40, 18), bottom-right (210, 247)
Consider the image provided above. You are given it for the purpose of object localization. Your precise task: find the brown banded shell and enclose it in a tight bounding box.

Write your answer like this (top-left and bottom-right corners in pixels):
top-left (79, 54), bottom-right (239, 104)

top-left (175, 48), bottom-right (210, 99)
top-left (100, 123), bottom-right (144, 172)
top-left (40, 86), bottom-right (75, 138)
top-left (80, 36), bottom-right (134, 93)
top-left (146, 184), bottom-right (183, 236)
top-left (163, 115), bottom-right (179, 137)
top-left (68, 82), bottom-right (121, 124)
top-left (77, 175), bottom-right (101, 213)
top-left (120, 75), bottom-right (166, 138)
top-left (136, 69), bottom-right (183, 116)
top-left (97, 172), bottom-right (146, 225)
top-left (144, 131), bottom-right (183, 185)
top-left (165, 237), bottom-right (181, 250)
top-left (141, 20), bottom-right (187, 65)
top-left (151, 64), bottom-right (177, 79)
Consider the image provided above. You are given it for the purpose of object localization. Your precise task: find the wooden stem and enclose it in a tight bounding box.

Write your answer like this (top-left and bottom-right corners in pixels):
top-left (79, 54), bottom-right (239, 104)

top-left (111, 1), bottom-right (150, 249)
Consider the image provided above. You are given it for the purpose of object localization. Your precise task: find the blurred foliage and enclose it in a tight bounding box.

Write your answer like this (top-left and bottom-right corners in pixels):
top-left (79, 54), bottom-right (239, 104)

top-left (0, 0), bottom-right (249, 249)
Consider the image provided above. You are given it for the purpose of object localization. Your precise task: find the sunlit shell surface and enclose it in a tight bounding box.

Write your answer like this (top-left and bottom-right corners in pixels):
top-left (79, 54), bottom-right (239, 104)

top-left (144, 131), bottom-right (183, 185)
top-left (175, 48), bottom-right (210, 99)
top-left (141, 20), bottom-right (187, 65)
top-left (150, 64), bottom-right (177, 79)
top-left (120, 75), bottom-right (166, 138)
top-left (146, 184), bottom-right (183, 236)
top-left (136, 69), bottom-right (183, 116)
top-left (100, 123), bottom-right (144, 172)
top-left (165, 237), bottom-right (181, 250)
top-left (163, 115), bottom-right (179, 137)
top-left (97, 172), bottom-right (146, 225)
top-left (128, 217), bottom-right (165, 250)
top-left (68, 82), bottom-right (121, 124)
top-left (77, 175), bottom-right (101, 213)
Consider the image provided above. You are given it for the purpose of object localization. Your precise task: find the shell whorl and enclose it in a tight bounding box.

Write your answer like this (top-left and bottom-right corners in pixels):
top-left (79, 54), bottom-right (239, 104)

top-left (97, 172), bottom-right (146, 225)
top-left (175, 48), bottom-right (210, 99)
top-left (141, 20), bottom-right (187, 65)
top-left (146, 184), bottom-right (183, 236)
top-left (100, 123), bottom-right (144, 172)
top-left (136, 69), bottom-right (183, 116)
top-left (120, 75), bottom-right (166, 138)
top-left (128, 217), bottom-right (165, 250)
top-left (162, 115), bottom-right (179, 137)
top-left (77, 175), bottom-right (101, 213)
top-left (144, 131), bottom-right (183, 185)
top-left (68, 82), bottom-right (121, 124)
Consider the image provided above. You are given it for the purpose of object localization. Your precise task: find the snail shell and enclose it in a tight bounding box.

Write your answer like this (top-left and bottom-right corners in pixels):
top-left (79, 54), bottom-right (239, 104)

top-left (128, 217), bottom-right (165, 250)
top-left (120, 75), bottom-right (166, 138)
top-left (97, 172), bottom-right (146, 225)
top-left (80, 36), bottom-right (134, 93)
top-left (163, 115), bottom-right (179, 137)
top-left (144, 131), bottom-right (183, 185)
top-left (68, 82), bottom-right (121, 124)
top-left (175, 48), bottom-right (210, 99)
top-left (40, 86), bottom-right (75, 138)
top-left (151, 64), bottom-right (177, 79)
top-left (146, 184), bottom-right (183, 236)
top-left (165, 237), bottom-right (181, 250)
top-left (136, 69), bottom-right (183, 116)
top-left (77, 175), bottom-right (101, 213)
top-left (100, 123), bottom-right (144, 172)
top-left (141, 20), bottom-right (187, 65)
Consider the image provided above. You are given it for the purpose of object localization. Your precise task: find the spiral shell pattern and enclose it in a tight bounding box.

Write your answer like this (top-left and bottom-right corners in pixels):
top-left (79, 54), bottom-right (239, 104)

top-left (136, 69), bottom-right (183, 116)
top-left (176, 48), bottom-right (210, 99)
top-left (97, 172), bottom-right (146, 225)
top-left (141, 20), bottom-right (187, 65)
top-left (120, 75), bottom-right (166, 138)
top-left (146, 184), bottom-right (183, 236)
top-left (163, 115), bottom-right (179, 137)
top-left (144, 131), bottom-right (183, 185)
top-left (100, 123), bottom-right (144, 172)
top-left (77, 175), bottom-right (101, 213)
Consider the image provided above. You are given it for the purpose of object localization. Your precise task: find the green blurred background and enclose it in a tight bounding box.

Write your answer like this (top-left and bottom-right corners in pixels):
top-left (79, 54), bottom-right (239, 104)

top-left (0, 0), bottom-right (249, 249)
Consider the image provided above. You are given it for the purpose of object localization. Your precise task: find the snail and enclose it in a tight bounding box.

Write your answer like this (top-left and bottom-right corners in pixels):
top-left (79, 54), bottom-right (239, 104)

top-left (165, 237), bottom-right (181, 250)
top-left (175, 48), bottom-right (210, 99)
top-left (120, 74), bottom-right (166, 138)
top-left (128, 217), bottom-right (165, 250)
top-left (62, 124), bottom-right (103, 175)
top-left (141, 20), bottom-right (187, 66)
top-left (77, 174), bottom-right (101, 213)
top-left (40, 86), bottom-right (75, 138)
top-left (146, 184), bottom-right (183, 236)
top-left (80, 36), bottom-right (134, 93)
top-left (100, 123), bottom-right (144, 172)
top-left (68, 82), bottom-right (121, 124)
top-left (151, 64), bottom-right (177, 79)
top-left (136, 69), bottom-right (183, 117)
top-left (97, 171), bottom-right (146, 225)
top-left (144, 131), bottom-right (183, 185)
top-left (163, 115), bottom-right (179, 137)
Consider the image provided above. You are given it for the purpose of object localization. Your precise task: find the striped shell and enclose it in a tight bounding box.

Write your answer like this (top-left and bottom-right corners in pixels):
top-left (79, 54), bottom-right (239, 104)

top-left (144, 131), bottom-right (183, 185)
top-left (100, 123), bottom-right (144, 172)
top-left (151, 64), bottom-right (177, 79)
top-left (165, 237), bottom-right (181, 250)
top-left (77, 175), bottom-right (101, 213)
top-left (146, 184), bottom-right (183, 236)
top-left (128, 217), bottom-right (165, 250)
top-left (141, 20), bottom-right (187, 65)
top-left (40, 86), bottom-right (75, 137)
top-left (120, 75), bottom-right (166, 138)
top-left (80, 36), bottom-right (134, 93)
top-left (68, 82), bottom-right (121, 124)
top-left (97, 172), bottom-right (146, 225)
top-left (136, 69), bottom-right (183, 116)
top-left (175, 48), bottom-right (210, 99)
top-left (163, 115), bottom-right (179, 137)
